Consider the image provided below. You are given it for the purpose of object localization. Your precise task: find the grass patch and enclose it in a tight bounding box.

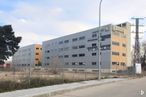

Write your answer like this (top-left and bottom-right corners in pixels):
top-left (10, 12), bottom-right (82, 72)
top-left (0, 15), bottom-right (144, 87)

top-left (0, 77), bottom-right (87, 93)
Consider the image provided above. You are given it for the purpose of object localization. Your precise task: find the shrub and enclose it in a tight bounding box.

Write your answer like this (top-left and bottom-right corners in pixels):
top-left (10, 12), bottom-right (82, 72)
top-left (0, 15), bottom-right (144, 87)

top-left (0, 78), bottom-right (75, 93)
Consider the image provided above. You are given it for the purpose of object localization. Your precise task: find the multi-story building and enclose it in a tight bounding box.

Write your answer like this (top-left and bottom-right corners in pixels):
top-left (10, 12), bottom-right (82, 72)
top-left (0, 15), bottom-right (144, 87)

top-left (42, 22), bottom-right (131, 73)
top-left (12, 44), bottom-right (42, 69)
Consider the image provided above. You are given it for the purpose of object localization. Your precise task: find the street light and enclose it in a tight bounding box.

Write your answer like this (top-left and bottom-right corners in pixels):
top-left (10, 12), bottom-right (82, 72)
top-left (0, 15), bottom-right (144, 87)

top-left (98, 0), bottom-right (103, 80)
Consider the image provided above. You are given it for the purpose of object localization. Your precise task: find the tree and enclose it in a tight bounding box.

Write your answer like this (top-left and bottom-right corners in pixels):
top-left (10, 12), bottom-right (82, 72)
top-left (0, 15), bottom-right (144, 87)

top-left (50, 56), bottom-right (61, 74)
top-left (141, 52), bottom-right (146, 71)
top-left (0, 25), bottom-right (22, 64)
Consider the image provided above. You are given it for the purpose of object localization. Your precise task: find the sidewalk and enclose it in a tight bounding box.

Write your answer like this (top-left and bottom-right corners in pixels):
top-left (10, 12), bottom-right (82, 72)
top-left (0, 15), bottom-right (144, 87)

top-left (0, 78), bottom-right (126, 97)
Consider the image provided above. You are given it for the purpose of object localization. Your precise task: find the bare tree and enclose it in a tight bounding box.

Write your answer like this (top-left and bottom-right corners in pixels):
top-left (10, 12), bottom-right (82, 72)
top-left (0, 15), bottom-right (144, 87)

top-left (50, 56), bottom-right (62, 74)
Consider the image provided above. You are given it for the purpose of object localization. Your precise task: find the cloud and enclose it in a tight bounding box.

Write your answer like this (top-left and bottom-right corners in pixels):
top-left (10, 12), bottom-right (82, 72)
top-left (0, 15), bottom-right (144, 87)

top-left (0, 1), bottom-right (93, 47)
top-left (57, 21), bottom-right (93, 35)
top-left (0, 0), bottom-right (146, 47)
top-left (18, 32), bottom-right (52, 46)
top-left (83, 0), bottom-right (146, 25)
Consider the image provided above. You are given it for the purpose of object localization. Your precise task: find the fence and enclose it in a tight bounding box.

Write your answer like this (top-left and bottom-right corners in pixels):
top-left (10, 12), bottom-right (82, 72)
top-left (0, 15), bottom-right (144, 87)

top-left (0, 66), bottom-right (141, 82)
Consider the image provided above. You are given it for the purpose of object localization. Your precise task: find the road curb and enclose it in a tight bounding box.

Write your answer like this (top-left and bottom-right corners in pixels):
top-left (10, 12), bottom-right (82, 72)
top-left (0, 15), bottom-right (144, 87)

top-left (33, 79), bottom-right (125, 97)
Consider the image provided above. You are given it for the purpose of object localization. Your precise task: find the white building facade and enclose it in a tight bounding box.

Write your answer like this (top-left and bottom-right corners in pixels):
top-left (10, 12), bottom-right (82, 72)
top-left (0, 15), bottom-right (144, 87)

top-left (42, 22), bottom-right (131, 73)
top-left (12, 44), bottom-right (42, 69)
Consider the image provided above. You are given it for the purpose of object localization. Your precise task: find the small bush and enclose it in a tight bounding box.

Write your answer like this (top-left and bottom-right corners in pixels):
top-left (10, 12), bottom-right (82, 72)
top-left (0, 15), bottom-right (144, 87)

top-left (0, 77), bottom-right (85, 93)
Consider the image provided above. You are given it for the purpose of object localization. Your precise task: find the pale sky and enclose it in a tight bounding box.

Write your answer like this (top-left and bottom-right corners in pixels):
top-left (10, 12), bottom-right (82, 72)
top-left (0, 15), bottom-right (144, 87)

top-left (0, 0), bottom-right (146, 47)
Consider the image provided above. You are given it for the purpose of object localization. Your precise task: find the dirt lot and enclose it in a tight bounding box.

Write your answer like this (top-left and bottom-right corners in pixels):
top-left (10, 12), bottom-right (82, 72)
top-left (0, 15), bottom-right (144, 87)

top-left (0, 68), bottom-right (138, 82)
top-left (0, 69), bottom-right (98, 82)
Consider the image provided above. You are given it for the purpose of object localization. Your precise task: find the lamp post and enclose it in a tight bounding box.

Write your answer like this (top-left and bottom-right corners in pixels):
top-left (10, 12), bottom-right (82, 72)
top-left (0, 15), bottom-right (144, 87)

top-left (98, 0), bottom-right (103, 80)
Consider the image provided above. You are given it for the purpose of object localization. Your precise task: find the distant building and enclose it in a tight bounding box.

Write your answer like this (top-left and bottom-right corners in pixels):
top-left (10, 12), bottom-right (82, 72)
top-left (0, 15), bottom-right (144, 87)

top-left (42, 22), bottom-right (131, 73)
top-left (12, 44), bottom-right (42, 70)
top-left (0, 63), bottom-right (11, 68)
top-left (0, 60), bottom-right (12, 69)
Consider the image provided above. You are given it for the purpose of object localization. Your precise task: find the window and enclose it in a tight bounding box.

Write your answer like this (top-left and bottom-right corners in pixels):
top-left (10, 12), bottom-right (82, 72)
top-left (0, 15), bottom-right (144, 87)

top-left (79, 45), bottom-right (85, 48)
top-left (72, 54), bottom-right (77, 57)
top-left (65, 62), bottom-right (69, 65)
top-left (59, 41), bottom-right (63, 44)
top-left (79, 36), bottom-right (85, 40)
top-left (45, 63), bottom-right (49, 66)
top-left (112, 62), bottom-right (118, 65)
top-left (92, 43), bottom-right (97, 47)
top-left (92, 62), bottom-right (96, 65)
top-left (64, 55), bottom-right (69, 58)
top-left (101, 44), bottom-right (110, 50)
top-left (92, 53), bottom-right (96, 56)
top-left (36, 53), bottom-right (39, 55)
top-left (46, 57), bottom-right (50, 59)
top-left (88, 38), bottom-right (98, 42)
top-left (79, 53), bottom-right (85, 57)
top-left (58, 48), bottom-right (63, 51)
top-left (92, 31), bottom-right (98, 34)
top-left (101, 29), bottom-right (105, 32)
top-left (40, 48), bottom-right (42, 50)
top-left (46, 50), bottom-right (50, 53)
top-left (72, 46), bottom-right (78, 49)
top-left (122, 53), bottom-right (126, 56)
top-left (79, 62), bottom-right (85, 65)
top-left (64, 47), bottom-right (69, 51)
top-left (58, 55), bottom-right (63, 58)
top-left (36, 48), bottom-right (39, 50)
top-left (64, 40), bottom-right (69, 43)
top-left (101, 34), bottom-right (111, 41)
top-left (72, 62), bottom-right (76, 65)
top-left (122, 43), bottom-right (126, 47)
top-left (92, 34), bottom-right (97, 38)
top-left (72, 38), bottom-right (78, 42)
top-left (121, 62), bottom-right (125, 66)
top-left (35, 58), bottom-right (39, 60)
top-left (87, 46), bottom-right (98, 51)
top-left (112, 52), bottom-right (119, 56)
top-left (112, 41), bottom-right (119, 46)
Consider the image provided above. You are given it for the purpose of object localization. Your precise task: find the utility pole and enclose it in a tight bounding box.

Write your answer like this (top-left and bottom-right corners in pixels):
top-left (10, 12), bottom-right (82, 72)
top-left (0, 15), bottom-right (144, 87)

top-left (131, 17), bottom-right (144, 64)
top-left (98, 0), bottom-right (103, 80)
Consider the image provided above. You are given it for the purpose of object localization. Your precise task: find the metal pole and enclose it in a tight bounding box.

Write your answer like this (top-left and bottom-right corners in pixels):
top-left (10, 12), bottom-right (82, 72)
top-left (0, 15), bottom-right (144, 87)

top-left (28, 64), bottom-right (31, 87)
top-left (13, 64), bottom-right (16, 81)
top-left (98, 0), bottom-right (102, 80)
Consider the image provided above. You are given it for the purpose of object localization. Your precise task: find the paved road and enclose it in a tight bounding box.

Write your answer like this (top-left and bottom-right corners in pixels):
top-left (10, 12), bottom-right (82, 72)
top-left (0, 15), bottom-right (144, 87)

top-left (52, 77), bottom-right (146, 97)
